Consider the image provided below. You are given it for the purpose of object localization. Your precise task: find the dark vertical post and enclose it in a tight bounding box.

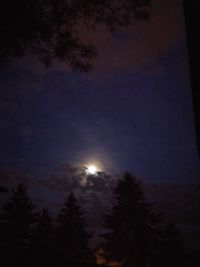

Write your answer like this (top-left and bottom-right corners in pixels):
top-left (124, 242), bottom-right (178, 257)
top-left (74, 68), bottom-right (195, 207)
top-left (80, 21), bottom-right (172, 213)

top-left (183, 0), bottom-right (200, 156)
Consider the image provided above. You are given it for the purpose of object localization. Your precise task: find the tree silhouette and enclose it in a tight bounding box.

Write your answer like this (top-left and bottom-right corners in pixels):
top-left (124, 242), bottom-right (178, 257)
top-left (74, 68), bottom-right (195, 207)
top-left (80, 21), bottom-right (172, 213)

top-left (1, 184), bottom-right (38, 267)
top-left (31, 208), bottom-right (54, 267)
top-left (152, 222), bottom-right (186, 267)
top-left (102, 172), bottom-right (162, 267)
top-left (56, 192), bottom-right (93, 267)
top-left (0, 0), bottom-right (151, 71)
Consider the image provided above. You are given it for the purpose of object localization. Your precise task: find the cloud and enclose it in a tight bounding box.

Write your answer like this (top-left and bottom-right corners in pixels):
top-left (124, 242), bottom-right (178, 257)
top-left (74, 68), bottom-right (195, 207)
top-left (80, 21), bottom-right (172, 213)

top-left (0, 168), bottom-right (31, 189)
top-left (2, 164), bottom-right (199, 230)
top-left (1, 165), bottom-right (199, 248)
top-left (35, 163), bottom-right (114, 227)
top-left (38, 163), bottom-right (113, 193)
top-left (141, 63), bottom-right (164, 76)
top-left (78, 0), bottom-right (185, 73)
top-left (145, 182), bottom-right (200, 226)
top-left (0, 97), bottom-right (20, 114)
top-left (38, 165), bottom-right (200, 228)
top-left (0, 0), bottom-right (186, 97)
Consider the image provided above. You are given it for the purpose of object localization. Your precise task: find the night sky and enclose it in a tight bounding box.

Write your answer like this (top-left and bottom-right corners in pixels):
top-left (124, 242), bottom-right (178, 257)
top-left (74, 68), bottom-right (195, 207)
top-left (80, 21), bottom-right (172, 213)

top-left (0, 0), bottom-right (199, 184)
top-left (1, 0), bottom-right (200, 251)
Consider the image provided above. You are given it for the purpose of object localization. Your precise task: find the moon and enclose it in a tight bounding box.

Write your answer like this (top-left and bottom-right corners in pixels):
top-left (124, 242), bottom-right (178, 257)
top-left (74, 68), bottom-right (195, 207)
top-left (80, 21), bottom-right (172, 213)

top-left (87, 165), bottom-right (97, 175)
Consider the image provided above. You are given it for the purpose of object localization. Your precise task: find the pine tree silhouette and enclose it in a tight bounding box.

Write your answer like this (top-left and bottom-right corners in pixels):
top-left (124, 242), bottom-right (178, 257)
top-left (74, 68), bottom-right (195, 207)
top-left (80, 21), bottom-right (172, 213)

top-left (102, 172), bottom-right (162, 267)
top-left (2, 183), bottom-right (38, 267)
top-left (56, 193), bottom-right (93, 267)
top-left (153, 222), bottom-right (186, 267)
top-left (31, 208), bottom-right (54, 267)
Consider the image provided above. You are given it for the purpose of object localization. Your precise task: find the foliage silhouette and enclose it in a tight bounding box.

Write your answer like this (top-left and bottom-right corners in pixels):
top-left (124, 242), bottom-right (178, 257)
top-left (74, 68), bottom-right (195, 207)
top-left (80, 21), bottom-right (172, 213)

top-left (31, 208), bottom-right (54, 267)
top-left (0, 181), bottom-right (189, 267)
top-left (152, 222), bottom-right (186, 267)
top-left (56, 192), bottom-right (94, 267)
top-left (0, 0), bottom-right (151, 71)
top-left (1, 184), bottom-right (38, 267)
top-left (101, 172), bottom-right (162, 267)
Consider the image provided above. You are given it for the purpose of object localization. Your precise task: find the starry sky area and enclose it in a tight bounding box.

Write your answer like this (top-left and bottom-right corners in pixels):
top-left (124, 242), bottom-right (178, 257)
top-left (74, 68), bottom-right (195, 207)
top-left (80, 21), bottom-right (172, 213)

top-left (0, 0), bottom-right (200, 184)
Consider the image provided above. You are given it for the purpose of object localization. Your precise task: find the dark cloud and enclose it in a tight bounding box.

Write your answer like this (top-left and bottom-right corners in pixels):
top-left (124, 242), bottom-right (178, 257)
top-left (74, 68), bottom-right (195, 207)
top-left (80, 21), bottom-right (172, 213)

top-left (35, 164), bottom-right (200, 230)
top-left (37, 163), bottom-right (113, 200)
top-left (145, 183), bottom-right (200, 225)
top-left (145, 182), bottom-right (200, 250)
top-left (37, 166), bottom-right (200, 250)
top-left (1, 165), bottom-right (200, 248)
top-left (0, 0), bottom-right (199, 249)
top-left (78, 0), bottom-right (185, 73)
top-left (0, 168), bottom-right (30, 188)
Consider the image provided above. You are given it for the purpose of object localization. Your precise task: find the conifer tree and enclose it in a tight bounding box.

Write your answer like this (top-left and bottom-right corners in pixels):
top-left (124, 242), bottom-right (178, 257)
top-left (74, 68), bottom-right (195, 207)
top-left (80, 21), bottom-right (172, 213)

top-left (102, 172), bottom-right (162, 267)
top-left (32, 208), bottom-right (54, 267)
top-left (2, 183), bottom-right (38, 266)
top-left (153, 222), bottom-right (186, 267)
top-left (56, 193), bottom-right (93, 267)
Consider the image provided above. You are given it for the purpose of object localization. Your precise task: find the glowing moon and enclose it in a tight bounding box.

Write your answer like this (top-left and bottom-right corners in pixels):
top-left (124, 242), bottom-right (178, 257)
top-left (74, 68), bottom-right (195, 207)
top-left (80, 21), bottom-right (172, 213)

top-left (87, 165), bottom-right (97, 175)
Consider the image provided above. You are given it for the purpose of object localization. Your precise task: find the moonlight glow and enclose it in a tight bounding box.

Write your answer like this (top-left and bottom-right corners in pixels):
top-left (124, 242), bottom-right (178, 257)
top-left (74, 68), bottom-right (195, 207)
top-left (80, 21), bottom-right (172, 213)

top-left (87, 165), bottom-right (97, 175)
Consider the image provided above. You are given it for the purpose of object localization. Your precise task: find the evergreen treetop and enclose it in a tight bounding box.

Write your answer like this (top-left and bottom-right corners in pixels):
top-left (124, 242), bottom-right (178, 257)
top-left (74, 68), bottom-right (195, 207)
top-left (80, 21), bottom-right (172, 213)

top-left (102, 172), bottom-right (162, 267)
top-left (3, 183), bottom-right (38, 241)
top-left (56, 192), bottom-right (93, 266)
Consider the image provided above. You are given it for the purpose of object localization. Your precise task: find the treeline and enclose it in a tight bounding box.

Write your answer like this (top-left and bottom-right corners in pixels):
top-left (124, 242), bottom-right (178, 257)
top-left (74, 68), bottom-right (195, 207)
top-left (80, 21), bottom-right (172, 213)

top-left (0, 173), bottom-right (186, 267)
